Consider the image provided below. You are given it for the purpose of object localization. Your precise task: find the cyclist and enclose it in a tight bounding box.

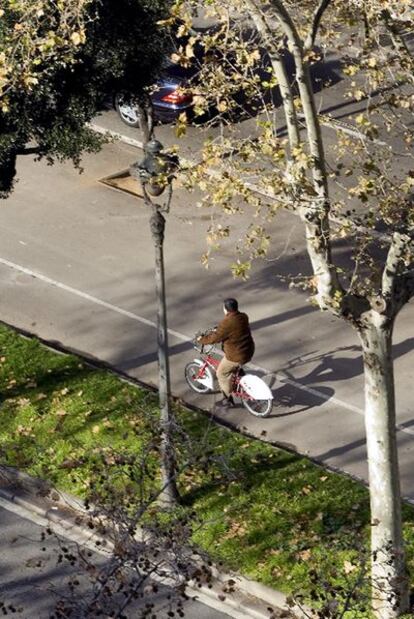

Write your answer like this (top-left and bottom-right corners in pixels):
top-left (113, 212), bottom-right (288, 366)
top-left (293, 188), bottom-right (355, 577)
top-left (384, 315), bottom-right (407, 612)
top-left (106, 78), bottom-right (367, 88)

top-left (198, 298), bottom-right (255, 409)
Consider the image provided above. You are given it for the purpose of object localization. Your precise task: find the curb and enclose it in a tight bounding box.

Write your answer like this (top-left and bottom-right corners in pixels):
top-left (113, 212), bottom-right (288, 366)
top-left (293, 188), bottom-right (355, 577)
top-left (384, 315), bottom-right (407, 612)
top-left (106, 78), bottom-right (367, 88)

top-left (0, 464), bottom-right (307, 619)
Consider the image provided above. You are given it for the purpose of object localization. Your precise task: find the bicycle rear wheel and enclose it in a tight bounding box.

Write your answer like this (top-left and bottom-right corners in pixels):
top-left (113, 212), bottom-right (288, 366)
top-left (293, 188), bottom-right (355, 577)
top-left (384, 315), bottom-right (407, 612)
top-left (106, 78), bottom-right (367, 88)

top-left (185, 362), bottom-right (214, 394)
top-left (242, 396), bottom-right (272, 417)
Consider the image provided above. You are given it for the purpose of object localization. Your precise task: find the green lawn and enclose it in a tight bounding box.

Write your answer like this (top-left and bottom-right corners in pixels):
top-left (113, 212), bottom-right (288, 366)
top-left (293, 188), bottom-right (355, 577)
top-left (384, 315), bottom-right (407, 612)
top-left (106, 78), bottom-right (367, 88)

top-left (1, 323), bottom-right (413, 614)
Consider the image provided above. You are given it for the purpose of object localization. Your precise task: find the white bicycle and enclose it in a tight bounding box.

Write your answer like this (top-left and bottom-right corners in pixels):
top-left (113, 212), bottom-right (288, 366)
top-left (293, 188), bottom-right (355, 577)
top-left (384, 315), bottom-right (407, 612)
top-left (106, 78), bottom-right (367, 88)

top-left (185, 332), bottom-right (273, 417)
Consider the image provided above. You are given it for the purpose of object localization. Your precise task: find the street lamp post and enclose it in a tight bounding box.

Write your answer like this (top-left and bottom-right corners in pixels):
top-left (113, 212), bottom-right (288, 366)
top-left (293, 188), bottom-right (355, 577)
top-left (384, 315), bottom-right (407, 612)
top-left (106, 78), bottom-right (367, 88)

top-left (130, 140), bottom-right (180, 507)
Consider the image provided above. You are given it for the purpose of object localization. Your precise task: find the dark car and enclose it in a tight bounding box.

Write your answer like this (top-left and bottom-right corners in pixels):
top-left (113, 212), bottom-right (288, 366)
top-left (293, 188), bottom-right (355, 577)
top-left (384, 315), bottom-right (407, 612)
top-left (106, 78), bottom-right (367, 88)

top-left (115, 30), bottom-right (203, 129)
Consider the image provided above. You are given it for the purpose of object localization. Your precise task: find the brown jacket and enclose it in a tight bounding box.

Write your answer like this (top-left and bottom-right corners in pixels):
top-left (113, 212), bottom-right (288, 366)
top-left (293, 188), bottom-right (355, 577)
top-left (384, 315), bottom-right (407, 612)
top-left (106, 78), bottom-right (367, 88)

top-left (200, 311), bottom-right (255, 364)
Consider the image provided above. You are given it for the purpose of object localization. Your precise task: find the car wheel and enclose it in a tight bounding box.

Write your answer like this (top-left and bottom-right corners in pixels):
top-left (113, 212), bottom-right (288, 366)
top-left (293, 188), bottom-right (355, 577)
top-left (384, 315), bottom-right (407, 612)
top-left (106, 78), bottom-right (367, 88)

top-left (115, 95), bottom-right (142, 128)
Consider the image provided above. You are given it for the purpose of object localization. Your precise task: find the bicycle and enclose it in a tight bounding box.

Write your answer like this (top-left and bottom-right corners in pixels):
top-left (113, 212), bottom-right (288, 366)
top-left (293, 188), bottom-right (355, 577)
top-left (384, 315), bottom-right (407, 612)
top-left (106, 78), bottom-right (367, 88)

top-left (185, 330), bottom-right (273, 417)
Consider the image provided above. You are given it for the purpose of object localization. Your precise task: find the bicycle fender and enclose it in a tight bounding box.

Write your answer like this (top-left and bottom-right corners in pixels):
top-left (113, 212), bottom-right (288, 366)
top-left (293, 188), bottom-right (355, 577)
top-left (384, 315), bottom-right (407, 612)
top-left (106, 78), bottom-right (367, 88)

top-left (192, 358), bottom-right (214, 389)
top-left (240, 374), bottom-right (273, 399)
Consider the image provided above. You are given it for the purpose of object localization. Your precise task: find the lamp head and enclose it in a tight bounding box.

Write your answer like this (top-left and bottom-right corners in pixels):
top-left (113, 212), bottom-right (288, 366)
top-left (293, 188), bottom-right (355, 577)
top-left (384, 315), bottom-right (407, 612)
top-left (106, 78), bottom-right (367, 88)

top-left (130, 140), bottom-right (178, 197)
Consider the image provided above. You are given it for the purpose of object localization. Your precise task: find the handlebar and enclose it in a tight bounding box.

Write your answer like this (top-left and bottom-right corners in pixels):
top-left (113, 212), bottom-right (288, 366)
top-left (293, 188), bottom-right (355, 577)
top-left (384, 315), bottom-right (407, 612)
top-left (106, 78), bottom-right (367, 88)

top-left (192, 327), bottom-right (217, 353)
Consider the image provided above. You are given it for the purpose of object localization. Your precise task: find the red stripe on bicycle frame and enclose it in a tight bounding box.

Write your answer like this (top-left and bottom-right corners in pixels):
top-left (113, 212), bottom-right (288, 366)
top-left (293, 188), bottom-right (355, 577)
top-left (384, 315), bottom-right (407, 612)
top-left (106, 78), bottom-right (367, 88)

top-left (206, 355), bottom-right (220, 368)
top-left (196, 362), bottom-right (209, 379)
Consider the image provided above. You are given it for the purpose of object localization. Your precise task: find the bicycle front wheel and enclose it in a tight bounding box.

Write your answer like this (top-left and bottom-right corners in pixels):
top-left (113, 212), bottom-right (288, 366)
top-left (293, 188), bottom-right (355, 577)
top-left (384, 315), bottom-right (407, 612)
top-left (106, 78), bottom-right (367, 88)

top-left (185, 362), bottom-right (214, 394)
top-left (242, 396), bottom-right (273, 417)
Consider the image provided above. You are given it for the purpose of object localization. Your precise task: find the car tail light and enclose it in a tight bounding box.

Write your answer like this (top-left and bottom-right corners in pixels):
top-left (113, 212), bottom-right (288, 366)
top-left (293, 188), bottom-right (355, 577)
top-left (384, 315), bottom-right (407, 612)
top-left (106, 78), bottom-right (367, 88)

top-left (161, 89), bottom-right (192, 105)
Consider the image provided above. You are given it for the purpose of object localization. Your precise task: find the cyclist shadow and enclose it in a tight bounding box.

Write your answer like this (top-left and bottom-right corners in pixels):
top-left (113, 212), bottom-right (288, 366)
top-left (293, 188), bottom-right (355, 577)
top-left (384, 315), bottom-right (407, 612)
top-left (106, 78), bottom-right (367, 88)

top-left (207, 368), bottom-right (326, 417)
top-left (225, 370), bottom-right (333, 418)
top-left (267, 378), bottom-right (335, 417)
top-left (254, 347), bottom-right (358, 417)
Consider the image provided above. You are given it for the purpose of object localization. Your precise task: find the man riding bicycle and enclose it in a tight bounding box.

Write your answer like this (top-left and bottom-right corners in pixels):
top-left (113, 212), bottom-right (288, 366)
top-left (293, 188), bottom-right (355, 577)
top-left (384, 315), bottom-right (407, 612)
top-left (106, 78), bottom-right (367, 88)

top-left (198, 298), bottom-right (255, 409)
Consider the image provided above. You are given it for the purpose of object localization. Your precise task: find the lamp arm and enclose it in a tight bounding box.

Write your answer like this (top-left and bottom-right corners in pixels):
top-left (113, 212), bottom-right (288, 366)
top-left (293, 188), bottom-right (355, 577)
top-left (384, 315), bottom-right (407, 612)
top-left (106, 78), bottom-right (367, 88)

top-left (161, 183), bottom-right (173, 214)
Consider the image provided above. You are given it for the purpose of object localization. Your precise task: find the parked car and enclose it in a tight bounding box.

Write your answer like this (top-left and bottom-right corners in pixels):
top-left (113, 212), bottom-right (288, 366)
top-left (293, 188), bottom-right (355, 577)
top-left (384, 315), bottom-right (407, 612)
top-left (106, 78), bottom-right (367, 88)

top-left (115, 59), bottom-right (197, 127)
top-left (114, 24), bottom-right (206, 129)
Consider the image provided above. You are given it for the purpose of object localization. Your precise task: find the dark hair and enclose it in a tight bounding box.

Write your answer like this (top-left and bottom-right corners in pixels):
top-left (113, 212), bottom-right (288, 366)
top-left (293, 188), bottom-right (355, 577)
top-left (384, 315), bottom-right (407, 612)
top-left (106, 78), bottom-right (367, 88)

top-left (224, 298), bottom-right (238, 312)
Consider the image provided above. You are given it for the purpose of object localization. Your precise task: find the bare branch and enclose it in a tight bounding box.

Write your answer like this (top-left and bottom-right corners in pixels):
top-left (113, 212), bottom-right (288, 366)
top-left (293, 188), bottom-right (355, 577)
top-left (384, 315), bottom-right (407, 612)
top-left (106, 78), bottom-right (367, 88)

top-left (304, 0), bottom-right (333, 51)
top-left (244, 0), bottom-right (300, 150)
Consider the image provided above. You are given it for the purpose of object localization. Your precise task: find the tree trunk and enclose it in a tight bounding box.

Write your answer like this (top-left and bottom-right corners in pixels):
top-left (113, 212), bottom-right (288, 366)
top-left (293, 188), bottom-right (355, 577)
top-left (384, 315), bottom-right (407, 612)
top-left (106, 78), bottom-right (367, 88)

top-left (0, 150), bottom-right (17, 198)
top-left (150, 207), bottom-right (180, 507)
top-left (245, 0), bottom-right (300, 151)
top-left (269, 0), bottom-right (342, 307)
top-left (358, 312), bottom-right (409, 618)
top-left (136, 94), bottom-right (154, 145)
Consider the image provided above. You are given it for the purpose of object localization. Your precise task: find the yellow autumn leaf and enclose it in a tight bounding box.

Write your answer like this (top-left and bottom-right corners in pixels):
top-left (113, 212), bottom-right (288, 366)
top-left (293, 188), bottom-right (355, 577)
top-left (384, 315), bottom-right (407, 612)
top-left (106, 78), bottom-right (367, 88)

top-left (70, 31), bottom-right (82, 46)
top-left (344, 560), bottom-right (357, 574)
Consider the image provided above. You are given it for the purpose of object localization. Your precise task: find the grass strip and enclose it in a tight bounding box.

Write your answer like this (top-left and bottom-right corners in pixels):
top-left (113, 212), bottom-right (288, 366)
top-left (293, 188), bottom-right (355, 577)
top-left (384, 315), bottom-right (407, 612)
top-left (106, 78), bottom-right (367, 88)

top-left (0, 323), bottom-right (413, 614)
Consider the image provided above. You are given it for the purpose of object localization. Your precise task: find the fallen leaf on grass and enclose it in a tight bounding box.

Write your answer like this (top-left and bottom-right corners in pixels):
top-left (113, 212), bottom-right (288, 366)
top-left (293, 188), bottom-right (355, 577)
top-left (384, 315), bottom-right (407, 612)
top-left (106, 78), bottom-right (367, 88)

top-left (60, 458), bottom-right (85, 469)
top-left (224, 520), bottom-right (247, 539)
top-left (17, 398), bottom-right (30, 407)
top-left (35, 393), bottom-right (47, 401)
top-left (344, 560), bottom-right (357, 574)
top-left (271, 566), bottom-right (283, 578)
top-left (56, 409), bottom-right (67, 417)
top-left (92, 425), bottom-right (100, 434)
top-left (16, 425), bottom-right (33, 437)
top-left (0, 356), bottom-right (6, 363)
top-left (269, 548), bottom-right (281, 556)
top-left (297, 549), bottom-right (311, 561)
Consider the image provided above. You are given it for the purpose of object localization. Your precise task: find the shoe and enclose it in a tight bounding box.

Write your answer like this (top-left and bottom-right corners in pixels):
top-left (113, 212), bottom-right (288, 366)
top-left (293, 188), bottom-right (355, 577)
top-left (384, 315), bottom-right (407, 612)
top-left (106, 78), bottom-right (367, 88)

top-left (215, 395), bottom-right (234, 409)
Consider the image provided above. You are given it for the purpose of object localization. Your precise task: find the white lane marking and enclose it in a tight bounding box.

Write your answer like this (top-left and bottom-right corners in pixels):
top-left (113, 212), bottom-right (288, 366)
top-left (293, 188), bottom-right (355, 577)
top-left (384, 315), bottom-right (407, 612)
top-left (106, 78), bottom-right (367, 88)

top-left (0, 256), bottom-right (187, 342)
top-left (89, 122), bottom-right (194, 168)
top-left (89, 122), bottom-right (144, 150)
top-left (2, 256), bottom-right (414, 438)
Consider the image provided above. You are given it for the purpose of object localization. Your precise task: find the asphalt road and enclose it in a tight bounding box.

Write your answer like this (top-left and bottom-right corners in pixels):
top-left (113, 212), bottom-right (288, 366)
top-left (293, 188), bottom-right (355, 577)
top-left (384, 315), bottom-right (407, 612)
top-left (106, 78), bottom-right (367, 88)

top-left (0, 499), bottom-right (232, 619)
top-left (1, 81), bottom-right (414, 501)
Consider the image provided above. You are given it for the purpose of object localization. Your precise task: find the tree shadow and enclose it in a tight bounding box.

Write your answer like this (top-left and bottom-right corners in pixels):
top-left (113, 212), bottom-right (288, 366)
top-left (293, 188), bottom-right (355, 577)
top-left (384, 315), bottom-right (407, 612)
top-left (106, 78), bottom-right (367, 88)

top-left (280, 337), bottom-right (414, 387)
top-left (270, 381), bottom-right (335, 417)
top-left (181, 450), bottom-right (298, 506)
top-left (227, 49), bottom-right (343, 124)
top-left (262, 336), bottom-right (414, 418)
